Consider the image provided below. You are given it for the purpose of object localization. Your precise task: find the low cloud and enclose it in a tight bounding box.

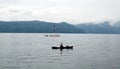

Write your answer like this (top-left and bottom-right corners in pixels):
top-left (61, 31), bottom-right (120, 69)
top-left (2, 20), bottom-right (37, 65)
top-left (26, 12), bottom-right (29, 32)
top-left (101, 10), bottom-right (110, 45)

top-left (0, 5), bottom-right (38, 21)
top-left (0, 0), bottom-right (120, 24)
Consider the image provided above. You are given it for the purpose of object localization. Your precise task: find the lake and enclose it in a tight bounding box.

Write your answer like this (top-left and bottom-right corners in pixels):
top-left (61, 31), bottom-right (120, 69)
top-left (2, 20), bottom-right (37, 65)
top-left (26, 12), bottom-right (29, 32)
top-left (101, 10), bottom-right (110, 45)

top-left (0, 33), bottom-right (120, 69)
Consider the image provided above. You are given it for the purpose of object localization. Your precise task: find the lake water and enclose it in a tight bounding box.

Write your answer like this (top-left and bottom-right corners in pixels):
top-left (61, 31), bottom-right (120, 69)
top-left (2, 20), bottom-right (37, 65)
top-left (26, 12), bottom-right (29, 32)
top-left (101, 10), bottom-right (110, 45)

top-left (0, 33), bottom-right (120, 69)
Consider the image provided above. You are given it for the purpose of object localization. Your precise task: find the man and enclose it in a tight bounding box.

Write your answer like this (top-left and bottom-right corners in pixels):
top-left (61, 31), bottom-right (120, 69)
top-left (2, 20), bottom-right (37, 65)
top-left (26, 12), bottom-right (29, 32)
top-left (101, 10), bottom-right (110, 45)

top-left (60, 43), bottom-right (64, 51)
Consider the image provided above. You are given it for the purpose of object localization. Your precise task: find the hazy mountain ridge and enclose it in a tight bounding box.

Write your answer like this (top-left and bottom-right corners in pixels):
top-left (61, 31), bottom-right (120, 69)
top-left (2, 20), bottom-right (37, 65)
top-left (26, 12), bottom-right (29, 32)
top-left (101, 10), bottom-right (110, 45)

top-left (0, 21), bottom-right (84, 33)
top-left (76, 21), bottom-right (120, 34)
top-left (0, 20), bottom-right (120, 34)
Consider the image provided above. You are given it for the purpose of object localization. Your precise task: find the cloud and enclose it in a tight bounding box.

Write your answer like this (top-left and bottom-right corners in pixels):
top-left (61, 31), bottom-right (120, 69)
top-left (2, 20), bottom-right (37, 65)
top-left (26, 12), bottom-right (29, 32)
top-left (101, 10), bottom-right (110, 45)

top-left (0, 5), bottom-right (7, 8)
top-left (0, 5), bottom-right (33, 21)
top-left (0, 0), bottom-right (120, 24)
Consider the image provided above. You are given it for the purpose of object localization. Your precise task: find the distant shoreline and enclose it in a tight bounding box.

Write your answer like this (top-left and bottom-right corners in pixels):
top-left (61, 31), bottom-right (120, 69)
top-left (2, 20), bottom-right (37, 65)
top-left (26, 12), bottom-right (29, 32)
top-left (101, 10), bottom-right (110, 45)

top-left (0, 21), bottom-right (120, 34)
top-left (0, 33), bottom-right (119, 34)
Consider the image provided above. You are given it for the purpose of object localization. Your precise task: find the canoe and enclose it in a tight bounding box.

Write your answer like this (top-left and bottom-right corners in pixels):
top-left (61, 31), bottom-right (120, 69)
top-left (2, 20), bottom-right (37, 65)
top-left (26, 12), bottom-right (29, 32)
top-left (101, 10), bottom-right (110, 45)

top-left (52, 46), bottom-right (73, 49)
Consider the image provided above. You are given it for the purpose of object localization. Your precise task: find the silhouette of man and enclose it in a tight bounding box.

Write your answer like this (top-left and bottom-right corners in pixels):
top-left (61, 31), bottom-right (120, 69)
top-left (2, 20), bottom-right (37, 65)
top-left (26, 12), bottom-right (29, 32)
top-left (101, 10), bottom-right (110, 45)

top-left (60, 43), bottom-right (64, 51)
top-left (60, 43), bottom-right (63, 48)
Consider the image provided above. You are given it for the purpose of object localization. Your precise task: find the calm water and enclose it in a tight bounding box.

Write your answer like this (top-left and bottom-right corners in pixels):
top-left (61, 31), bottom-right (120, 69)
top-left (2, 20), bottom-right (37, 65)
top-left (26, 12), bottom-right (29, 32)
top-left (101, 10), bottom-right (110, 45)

top-left (0, 33), bottom-right (120, 69)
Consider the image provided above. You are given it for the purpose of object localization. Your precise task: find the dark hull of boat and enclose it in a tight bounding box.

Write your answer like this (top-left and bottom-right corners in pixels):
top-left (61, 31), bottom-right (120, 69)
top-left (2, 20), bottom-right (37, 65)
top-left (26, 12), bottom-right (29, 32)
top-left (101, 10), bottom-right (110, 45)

top-left (52, 46), bottom-right (73, 49)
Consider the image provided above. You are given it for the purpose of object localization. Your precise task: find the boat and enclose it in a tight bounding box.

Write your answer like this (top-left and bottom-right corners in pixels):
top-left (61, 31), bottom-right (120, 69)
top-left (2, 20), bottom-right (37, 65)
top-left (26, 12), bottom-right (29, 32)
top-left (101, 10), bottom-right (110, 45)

top-left (45, 34), bottom-right (60, 37)
top-left (50, 25), bottom-right (73, 50)
top-left (52, 46), bottom-right (73, 49)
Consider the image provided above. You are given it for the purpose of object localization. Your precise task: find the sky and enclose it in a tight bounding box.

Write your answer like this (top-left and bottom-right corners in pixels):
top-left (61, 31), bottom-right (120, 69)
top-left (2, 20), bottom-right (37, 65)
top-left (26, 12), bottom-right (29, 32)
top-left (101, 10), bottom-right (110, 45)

top-left (0, 0), bottom-right (120, 24)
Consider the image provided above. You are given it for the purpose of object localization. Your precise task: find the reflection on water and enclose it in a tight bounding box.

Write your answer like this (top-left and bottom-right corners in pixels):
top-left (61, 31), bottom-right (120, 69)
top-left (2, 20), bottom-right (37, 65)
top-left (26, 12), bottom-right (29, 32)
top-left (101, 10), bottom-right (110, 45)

top-left (0, 33), bottom-right (120, 69)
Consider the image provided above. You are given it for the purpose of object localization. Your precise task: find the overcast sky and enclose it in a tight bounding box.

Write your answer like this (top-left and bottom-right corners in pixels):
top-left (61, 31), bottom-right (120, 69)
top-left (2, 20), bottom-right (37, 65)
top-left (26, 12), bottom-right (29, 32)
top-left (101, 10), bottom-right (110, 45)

top-left (0, 0), bottom-right (120, 24)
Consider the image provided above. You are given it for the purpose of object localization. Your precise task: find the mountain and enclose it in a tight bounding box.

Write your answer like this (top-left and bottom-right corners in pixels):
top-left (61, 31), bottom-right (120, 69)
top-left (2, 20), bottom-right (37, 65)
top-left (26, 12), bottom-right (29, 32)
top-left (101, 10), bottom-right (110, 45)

top-left (76, 21), bottom-right (120, 34)
top-left (1, 20), bottom-right (120, 34)
top-left (0, 21), bottom-right (84, 33)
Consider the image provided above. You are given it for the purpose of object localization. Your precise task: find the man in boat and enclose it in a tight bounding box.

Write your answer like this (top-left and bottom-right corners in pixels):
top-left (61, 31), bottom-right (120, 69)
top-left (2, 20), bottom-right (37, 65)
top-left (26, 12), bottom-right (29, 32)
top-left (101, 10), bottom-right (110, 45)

top-left (60, 43), bottom-right (64, 51)
top-left (60, 43), bottom-right (64, 49)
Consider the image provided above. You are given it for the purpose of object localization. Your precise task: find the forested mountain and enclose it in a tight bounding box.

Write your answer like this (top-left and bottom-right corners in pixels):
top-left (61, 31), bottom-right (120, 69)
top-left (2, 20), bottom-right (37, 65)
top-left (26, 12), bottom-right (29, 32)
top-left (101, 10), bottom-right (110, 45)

top-left (0, 21), bottom-right (84, 33)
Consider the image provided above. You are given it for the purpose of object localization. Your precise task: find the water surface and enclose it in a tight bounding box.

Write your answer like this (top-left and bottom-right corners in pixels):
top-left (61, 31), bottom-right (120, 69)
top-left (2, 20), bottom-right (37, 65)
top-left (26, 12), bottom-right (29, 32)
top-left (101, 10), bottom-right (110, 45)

top-left (0, 33), bottom-right (120, 69)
